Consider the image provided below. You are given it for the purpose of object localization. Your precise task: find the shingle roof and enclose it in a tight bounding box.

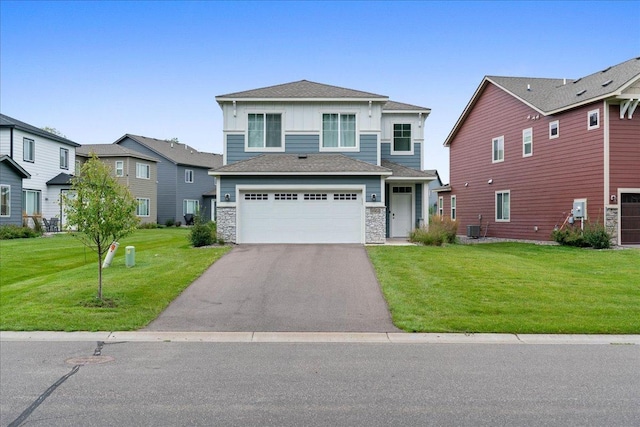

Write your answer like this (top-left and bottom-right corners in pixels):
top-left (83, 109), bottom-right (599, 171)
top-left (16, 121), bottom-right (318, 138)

top-left (487, 57), bottom-right (640, 114)
top-left (216, 80), bottom-right (389, 101)
top-left (115, 134), bottom-right (222, 169)
top-left (0, 155), bottom-right (31, 178)
top-left (0, 114), bottom-right (80, 147)
top-left (46, 172), bottom-right (73, 185)
top-left (383, 100), bottom-right (431, 112)
top-left (381, 160), bottom-right (437, 180)
top-left (77, 144), bottom-right (160, 162)
top-left (211, 154), bottom-right (392, 175)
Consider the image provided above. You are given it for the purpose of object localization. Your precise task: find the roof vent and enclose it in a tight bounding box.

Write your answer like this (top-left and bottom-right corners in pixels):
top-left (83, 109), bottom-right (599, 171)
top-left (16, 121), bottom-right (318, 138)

top-left (573, 78), bottom-right (582, 84)
top-left (298, 154), bottom-right (308, 159)
top-left (602, 79), bottom-right (613, 87)
top-left (601, 66), bottom-right (611, 73)
top-left (527, 84), bottom-right (531, 91)
top-left (577, 89), bottom-right (587, 96)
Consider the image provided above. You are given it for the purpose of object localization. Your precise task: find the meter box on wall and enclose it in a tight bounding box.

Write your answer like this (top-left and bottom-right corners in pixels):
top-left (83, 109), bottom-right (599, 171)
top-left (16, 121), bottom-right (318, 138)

top-left (573, 199), bottom-right (587, 219)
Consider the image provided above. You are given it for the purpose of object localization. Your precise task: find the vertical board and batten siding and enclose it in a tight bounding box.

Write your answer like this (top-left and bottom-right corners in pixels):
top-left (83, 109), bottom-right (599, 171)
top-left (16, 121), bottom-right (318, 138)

top-left (608, 103), bottom-right (640, 193)
top-left (0, 162), bottom-right (24, 225)
top-left (380, 113), bottom-right (426, 143)
top-left (0, 129), bottom-right (11, 156)
top-left (226, 134), bottom-right (378, 165)
top-left (219, 175), bottom-right (381, 203)
top-left (118, 137), bottom-right (176, 224)
top-left (450, 83), bottom-right (604, 240)
top-left (380, 143), bottom-right (422, 169)
top-left (176, 165), bottom-right (216, 220)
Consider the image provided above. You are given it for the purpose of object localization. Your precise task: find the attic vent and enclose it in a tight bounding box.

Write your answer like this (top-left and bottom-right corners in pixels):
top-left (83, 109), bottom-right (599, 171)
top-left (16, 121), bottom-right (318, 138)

top-left (577, 89), bottom-right (587, 96)
top-left (298, 154), bottom-right (307, 159)
top-left (601, 66), bottom-right (611, 73)
top-left (573, 78), bottom-right (582, 84)
top-left (602, 80), bottom-right (613, 87)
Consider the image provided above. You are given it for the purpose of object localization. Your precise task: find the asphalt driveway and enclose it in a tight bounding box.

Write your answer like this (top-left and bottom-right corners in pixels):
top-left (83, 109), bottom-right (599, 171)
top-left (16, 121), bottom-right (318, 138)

top-left (144, 245), bottom-right (399, 332)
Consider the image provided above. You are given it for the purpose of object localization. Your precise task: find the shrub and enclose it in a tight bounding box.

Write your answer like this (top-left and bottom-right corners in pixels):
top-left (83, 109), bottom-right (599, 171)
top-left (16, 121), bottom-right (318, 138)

top-left (410, 215), bottom-right (458, 246)
top-left (165, 218), bottom-right (175, 227)
top-left (188, 214), bottom-right (215, 247)
top-left (174, 221), bottom-right (182, 227)
top-left (551, 227), bottom-right (588, 247)
top-left (552, 221), bottom-right (611, 249)
top-left (137, 222), bottom-right (160, 229)
top-left (584, 223), bottom-right (612, 249)
top-left (0, 225), bottom-right (41, 239)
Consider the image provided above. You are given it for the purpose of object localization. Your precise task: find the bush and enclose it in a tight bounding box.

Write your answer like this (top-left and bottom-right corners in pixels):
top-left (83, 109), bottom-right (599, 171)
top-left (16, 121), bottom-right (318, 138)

top-left (189, 214), bottom-right (216, 247)
top-left (165, 218), bottom-right (175, 227)
top-left (174, 221), bottom-right (182, 227)
top-left (584, 223), bottom-right (612, 249)
top-left (137, 222), bottom-right (160, 229)
top-left (410, 215), bottom-right (458, 246)
top-left (552, 221), bottom-right (611, 249)
top-left (0, 225), bottom-right (41, 239)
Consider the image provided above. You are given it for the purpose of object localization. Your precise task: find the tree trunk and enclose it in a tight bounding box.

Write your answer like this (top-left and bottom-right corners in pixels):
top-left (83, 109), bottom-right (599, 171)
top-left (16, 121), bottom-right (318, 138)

top-left (97, 249), bottom-right (103, 300)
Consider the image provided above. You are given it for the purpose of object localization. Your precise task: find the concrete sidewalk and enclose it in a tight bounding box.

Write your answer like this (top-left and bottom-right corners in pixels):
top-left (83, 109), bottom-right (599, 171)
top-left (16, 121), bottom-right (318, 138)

top-left (2, 331), bottom-right (638, 345)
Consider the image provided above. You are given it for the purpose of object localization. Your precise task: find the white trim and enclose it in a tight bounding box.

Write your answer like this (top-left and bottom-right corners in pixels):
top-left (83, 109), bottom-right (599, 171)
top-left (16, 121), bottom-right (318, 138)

top-left (450, 195), bottom-right (457, 220)
top-left (212, 171), bottom-right (392, 177)
top-left (136, 162), bottom-right (150, 179)
top-left (390, 122), bottom-right (414, 156)
top-left (185, 169), bottom-right (194, 183)
top-left (319, 112), bottom-right (360, 152)
top-left (617, 188), bottom-right (640, 246)
top-left (389, 183), bottom-right (415, 237)
top-left (522, 128), bottom-right (533, 157)
top-left (59, 147), bottom-right (69, 170)
top-left (0, 184), bottom-right (10, 217)
top-left (438, 196), bottom-right (443, 217)
top-left (136, 197), bottom-right (150, 217)
top-left (495, 190), bottom-right (510, 222)
top-left (604, 101), bottom-right (610, 209)
top-left (588, 108), bottom-right (600, 130)
top-left (245, 111), bottom-right (286, 152)
top-left (549, 120), bottom-right (559, 139)
top-left (492, 136), bottom-right (505, 163)
top-left (115, 160), bottom-right (124, 177)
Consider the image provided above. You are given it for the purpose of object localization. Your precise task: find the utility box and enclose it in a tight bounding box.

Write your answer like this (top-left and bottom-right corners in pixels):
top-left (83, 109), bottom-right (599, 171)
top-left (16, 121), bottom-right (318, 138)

top-left (573, 200), bottom-right (586, 219)
top-left (467, 225), bottom-right (480, 238)
top-left (125, 246), bottom-right (135, 267)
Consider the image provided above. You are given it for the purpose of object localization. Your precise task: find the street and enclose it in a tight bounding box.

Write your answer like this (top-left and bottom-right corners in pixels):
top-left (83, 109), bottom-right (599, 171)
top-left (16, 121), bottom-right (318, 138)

top-left (2, 340), bottom-right (638, 426)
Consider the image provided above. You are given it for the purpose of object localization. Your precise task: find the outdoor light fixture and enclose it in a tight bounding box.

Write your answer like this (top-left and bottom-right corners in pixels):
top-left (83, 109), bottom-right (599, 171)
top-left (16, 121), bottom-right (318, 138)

top-left (224, 193), bottom-right (230, 201)
top-left (371, 194), bottom-right (377, 202)
top-left (487, 179), bottom-right (493, 184)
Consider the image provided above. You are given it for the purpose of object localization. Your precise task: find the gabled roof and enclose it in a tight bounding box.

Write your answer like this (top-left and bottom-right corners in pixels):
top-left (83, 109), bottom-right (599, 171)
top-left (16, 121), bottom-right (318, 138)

top-left (114, 134), bottom-right (222, 169)
top-left (0, 114), bottom-right (80, 147)
top-left (211, 153), bottom-right (392, 176)
top-left (381, 160), bottom-right (436, 181)
top-left (216, 80), bottom-right (389, 102)
top-left (0, 155), bottom-right (31, 178)
top-left (46, 172), bottom-right (73, 185)
top-left (77, 144), bottom-right (160, 162)
top-left (444, 57), bottom-right (640, 146)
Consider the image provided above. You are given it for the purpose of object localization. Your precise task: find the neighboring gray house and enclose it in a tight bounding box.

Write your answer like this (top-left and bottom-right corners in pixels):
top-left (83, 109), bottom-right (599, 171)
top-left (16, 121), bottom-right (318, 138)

top-left (424, 169), bottom-right (443, 215)
top-left (76, 144), bottom-right (160, 224)
top-left (0, 155), bottom-right (31, 226)
top-left (114, 135), bottom-right (223, 224)
top-left (211, 80), bottom-right (437, 244)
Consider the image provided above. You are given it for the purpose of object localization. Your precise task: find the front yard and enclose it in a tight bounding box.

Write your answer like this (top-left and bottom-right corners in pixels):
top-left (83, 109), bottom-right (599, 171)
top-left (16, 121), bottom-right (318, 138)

top-left (368, 243), bottom-right (640, 334)
top-left (0, 229), bottom-right (230, 331)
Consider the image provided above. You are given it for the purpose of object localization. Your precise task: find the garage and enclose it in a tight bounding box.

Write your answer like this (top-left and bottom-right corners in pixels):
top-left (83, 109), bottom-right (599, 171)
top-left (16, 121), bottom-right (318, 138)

top-left (620, 193), bottom-right (640, 245)
top-left (238, 190), bottom-right (363, 243)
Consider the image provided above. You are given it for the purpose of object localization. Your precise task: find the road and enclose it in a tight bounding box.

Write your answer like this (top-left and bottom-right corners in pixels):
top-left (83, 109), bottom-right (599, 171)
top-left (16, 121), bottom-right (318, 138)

top-left (2, 340), bottom-right (638, 426)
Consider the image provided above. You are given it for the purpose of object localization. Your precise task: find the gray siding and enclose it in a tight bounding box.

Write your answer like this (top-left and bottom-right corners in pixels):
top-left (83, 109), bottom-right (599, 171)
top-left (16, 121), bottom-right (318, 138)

top-left (0, 162), bottom-right (24, 225)
top-left (415, 183), bottom-right (423, 227)
top-left (381, 142), bottom-right (422, 169)
top-left (176, 165), bottom-right (216, 219)
top-left (227, 134), bottom-right (378, 165)
top-left (220, 175), bottom-right (382, 203)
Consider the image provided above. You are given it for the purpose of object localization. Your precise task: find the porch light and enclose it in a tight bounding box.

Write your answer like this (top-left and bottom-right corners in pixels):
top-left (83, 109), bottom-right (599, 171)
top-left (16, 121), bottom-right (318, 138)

top-left (224, 193), bottom-right (230, 201)
top-left (371, 194), bottom-right (377, 202)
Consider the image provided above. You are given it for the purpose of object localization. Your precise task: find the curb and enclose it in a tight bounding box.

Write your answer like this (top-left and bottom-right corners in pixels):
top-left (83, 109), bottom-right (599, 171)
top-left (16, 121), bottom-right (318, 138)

top-left (1, 331), bottom-right (638, 345)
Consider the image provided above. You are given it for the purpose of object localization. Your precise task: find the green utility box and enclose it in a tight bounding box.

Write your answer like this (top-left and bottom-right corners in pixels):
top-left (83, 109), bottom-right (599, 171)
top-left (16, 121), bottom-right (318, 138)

top-left (125, 246), bottom-right (135, 267)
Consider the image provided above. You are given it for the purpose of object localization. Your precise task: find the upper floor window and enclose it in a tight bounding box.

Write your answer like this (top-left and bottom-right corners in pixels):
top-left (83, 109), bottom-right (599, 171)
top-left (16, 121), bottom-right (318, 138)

top-left (115, 161), bottom-right (124, 177)
top-left (492, 136), bottom-right (504, 163)
top-left (451, 195), bottom-right (456, 220)
top-left (522, 128), bottom-right (533, 157)
top-left (1, 185), bottom-right (10, 217)
top-left (322, 113), bottom-right (356, 149)
top-left (393, 124), bottom-right (412, 153)
top-left (60, 148), bottom-right (69, 169)
top-left (185, 169), bottom-right (194, 183)
top-left (248, 113), bottom-right (282, 149)
top-left (549, 120), bottom-right (559, 139)
top-left (496, 190), bottom-right (510, 222)
top-left (136, 162), bottom-right (150, 179)
top-left (588, 109), bottom-right (600, 130)
top-left (23, 138), bottom-right (35, 162)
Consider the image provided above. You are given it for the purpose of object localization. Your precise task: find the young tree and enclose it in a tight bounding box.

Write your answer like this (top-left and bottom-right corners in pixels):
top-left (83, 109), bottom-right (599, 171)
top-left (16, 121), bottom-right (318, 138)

top-left (63, 154), bottom-right (139, 300)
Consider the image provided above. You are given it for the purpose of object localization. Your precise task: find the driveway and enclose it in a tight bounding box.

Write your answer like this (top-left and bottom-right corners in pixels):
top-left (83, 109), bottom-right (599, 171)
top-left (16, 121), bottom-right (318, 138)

top-left (144, 245), bottom-right (400, 332)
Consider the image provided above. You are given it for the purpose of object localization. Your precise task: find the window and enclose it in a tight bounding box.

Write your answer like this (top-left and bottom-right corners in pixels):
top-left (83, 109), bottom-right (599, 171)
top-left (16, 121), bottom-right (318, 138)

top-left (115, 161), bottom-right (124, 177)
top-left (492, 136), bottom-right (504, 163)
top-left (322, 113), bottom-right (356, 149)
top-left (438, 196), bottom-right (444, 216)
top-left (522, 128), bottom-right (533, 157)
top-left (496, 191), bottom-right (510, 222)
top-left (136, 198), bottom-right (150, 217)
top-left (22, 190), bottom-right (41, 216)
top-left (393, 124), bottom-right (412, 152)
top-left (1, 185), bottom-right (10, 217)
top-left (248, 113), bottom-right (282, 149)
top-left (185, 169), bottom-right (194, 183)
top-left (304, 193), bottom-right (328, 200)
top-left (59, 148), bottom-right (69, 169)
top-left (23, 138), bottom-right (35, 162)
top-left (588, 109), bottom-right (600, 130)
top-left (183, 199), bottom-right (199, 215)
top-left (244, 193), bottom-right (268, 200)
top-left (275, 193), bottom-right (298, 200)
top-left (136, 162), bottom-right (150, 179)
top-left (549, 120), bottom-right (559, 139)
top-left (334, 193), bottom-right (357, 201)
top-left (451, 196), bottom-right (456, 220)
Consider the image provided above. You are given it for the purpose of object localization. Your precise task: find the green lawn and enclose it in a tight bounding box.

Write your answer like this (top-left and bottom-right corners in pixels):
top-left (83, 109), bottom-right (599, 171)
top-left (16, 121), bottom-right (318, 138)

top-left (368, 243), bottom-right (640, 334)
top-left (0, 229), bottom-right (230, 331)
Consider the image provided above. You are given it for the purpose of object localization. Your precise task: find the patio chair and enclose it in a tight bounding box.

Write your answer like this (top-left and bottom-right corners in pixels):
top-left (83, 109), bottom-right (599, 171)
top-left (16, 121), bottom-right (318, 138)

top-left (49, 218), bottom-right (59, 232)
top-left (184, 214), bottom-right (194, 226)
top-left (42, 218), bottom-right (52, 232)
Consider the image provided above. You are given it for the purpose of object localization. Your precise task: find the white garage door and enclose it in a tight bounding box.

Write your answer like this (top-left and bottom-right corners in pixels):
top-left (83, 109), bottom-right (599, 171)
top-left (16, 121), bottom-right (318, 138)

top-left (238, 191), bottom-right (363, 243)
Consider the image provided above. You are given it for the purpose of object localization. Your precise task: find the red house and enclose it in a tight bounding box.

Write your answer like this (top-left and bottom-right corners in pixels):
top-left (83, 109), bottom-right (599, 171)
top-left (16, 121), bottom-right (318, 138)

top-left (442, 57), bottom-right (640, 245)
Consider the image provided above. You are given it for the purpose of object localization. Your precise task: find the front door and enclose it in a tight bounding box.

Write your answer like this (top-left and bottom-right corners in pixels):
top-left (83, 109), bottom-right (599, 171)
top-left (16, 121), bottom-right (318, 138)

top-left (391, 186), bottom-right (412, 237)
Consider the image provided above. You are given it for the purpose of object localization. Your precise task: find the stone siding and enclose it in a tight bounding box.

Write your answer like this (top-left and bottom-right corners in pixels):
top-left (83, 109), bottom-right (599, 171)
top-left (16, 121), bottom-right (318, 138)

top-left (217, 206), bottom-right (236, 243)
top-left (365, 206), bottom-right (386, 244)
top-left (606, 206), bottom-right (619, 245)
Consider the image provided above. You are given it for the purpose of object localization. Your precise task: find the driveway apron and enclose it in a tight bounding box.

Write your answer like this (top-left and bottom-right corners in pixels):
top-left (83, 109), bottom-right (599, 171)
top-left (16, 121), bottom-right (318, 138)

top-left (144, 244), bottom-right (399, 332)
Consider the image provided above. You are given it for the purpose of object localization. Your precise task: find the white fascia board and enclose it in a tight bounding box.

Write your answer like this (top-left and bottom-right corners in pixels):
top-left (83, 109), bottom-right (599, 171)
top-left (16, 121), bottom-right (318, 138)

top-left (443, 77), bottom-right (491, 147)
top-left (485, 77), bottom-right (548, 116)
top-left (383, 109), bottom-right (432, 114)
top-left (385, 176), bottom-right (435, 182)
top-left (215, 171), bottom-right (393, 176)
top-left (216, 97), bottom-right (388, 103)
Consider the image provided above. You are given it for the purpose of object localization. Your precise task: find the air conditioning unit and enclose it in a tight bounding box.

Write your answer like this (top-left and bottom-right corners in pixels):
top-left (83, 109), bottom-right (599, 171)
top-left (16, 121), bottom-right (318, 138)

top-left (467, 225), bottom-right (481, 238)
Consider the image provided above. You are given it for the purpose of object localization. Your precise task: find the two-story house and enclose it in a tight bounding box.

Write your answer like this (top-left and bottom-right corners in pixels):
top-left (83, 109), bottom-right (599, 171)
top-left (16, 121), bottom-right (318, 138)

top-left (210, 80), bottom-right (436, 244)
top-left (0, 114), bottom-right (80, 228)
top-left (114, 135), bottom-right (223, 224)
top-left (76, 144), bottom-right (160, 224)
top-left (442, 57), bottom-right (640, 245)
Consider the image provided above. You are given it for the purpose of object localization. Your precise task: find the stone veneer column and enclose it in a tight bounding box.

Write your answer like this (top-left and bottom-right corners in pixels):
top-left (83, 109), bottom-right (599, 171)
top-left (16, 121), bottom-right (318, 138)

top-left (217, 206), bottom-right (236, 244)
top-left (606, 206), bottom-right (618, 245)
top-left (365, 207), bottom-right (386, 244)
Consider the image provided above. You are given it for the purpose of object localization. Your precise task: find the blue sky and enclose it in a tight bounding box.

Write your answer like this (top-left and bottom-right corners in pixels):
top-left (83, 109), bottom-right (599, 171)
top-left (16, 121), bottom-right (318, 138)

top-left (1, 1), bottom-right (638, 182)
